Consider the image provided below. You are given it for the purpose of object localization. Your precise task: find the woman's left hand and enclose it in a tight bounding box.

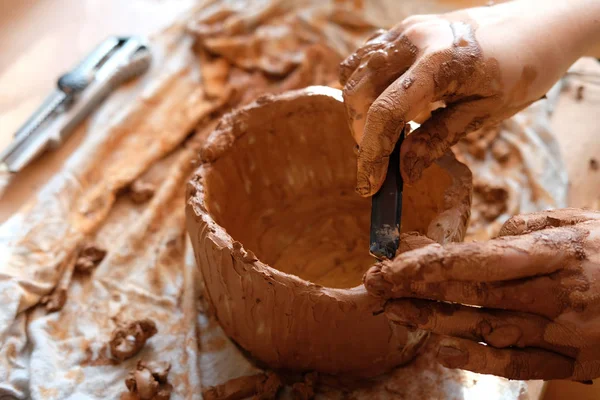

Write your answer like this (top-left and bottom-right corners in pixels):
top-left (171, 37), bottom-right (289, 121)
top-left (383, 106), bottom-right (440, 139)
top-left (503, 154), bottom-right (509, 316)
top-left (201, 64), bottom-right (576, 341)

top-left (364, 208), bottom-right (600, 381)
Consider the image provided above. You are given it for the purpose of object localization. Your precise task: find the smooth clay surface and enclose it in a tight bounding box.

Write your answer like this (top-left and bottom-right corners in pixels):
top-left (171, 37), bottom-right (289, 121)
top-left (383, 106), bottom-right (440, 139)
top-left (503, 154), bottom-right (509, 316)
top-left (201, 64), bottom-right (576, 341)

top-left (186, 86), bottom-right (472, 377)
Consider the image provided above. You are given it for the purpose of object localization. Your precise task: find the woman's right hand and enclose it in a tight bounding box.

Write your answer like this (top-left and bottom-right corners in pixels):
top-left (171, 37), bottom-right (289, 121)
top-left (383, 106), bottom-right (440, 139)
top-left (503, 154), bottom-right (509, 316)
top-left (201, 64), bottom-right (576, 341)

top-left (340, 0), bottom-right (600, 196)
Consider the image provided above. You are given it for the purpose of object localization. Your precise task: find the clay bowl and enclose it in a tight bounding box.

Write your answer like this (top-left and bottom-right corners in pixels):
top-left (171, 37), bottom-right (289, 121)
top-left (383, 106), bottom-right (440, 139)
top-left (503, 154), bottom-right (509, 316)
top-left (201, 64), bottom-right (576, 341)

top-left (186, 86), bottom-right (472, 378)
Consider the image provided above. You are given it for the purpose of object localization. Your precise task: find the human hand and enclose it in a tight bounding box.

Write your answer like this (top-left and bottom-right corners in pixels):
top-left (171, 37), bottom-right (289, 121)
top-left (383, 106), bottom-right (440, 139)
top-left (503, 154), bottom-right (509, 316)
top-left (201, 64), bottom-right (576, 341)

top-left (340, 1), bottom-right (600, 196)
top-left (364, 208), bottom-right (600, 381)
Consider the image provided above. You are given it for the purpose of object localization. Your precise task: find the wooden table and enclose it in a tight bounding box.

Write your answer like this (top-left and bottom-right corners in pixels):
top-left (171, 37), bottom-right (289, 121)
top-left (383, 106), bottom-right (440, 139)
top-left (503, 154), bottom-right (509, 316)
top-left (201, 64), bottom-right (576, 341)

top-left (1, 0), bottom-right (599, 398)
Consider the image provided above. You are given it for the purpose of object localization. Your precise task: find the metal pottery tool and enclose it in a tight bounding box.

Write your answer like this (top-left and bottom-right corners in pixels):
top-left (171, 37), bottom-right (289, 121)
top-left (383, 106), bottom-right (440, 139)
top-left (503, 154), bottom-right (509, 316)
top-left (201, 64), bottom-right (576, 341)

top-left (0, 36), bottom-right (152, 173)
top-left (369, 128), bottom-right (405, 260)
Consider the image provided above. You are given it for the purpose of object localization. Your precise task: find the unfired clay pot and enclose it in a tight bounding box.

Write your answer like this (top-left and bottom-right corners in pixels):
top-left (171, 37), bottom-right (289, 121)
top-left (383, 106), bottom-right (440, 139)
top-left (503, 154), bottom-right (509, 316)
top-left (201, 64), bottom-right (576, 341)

top-left (186, 86), bottom-right (472, 378)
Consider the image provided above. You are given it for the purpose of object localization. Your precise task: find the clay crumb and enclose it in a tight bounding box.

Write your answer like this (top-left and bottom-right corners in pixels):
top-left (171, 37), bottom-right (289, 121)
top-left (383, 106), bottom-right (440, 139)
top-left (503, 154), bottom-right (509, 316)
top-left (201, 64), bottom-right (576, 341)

top-left (202, 372), bottom-right (280, 400)
top-left (129, 180), bottom-right (156, 204)
top-left (473, 183), bottom-right (508, 221)
top-left (291, 372), bottom-right (318, 400)
top-left (123, 360), bottom-right (172, 400)
top-left (252, 371), bottom-right (282, 400)
top-left (576, 85), bottom-right (585, 101)
top-left (110, 319), bottom-right (158, 362)
top-left (491, 139), bottom-right (511, 163)
top-left (75, 243), bottom-right (107, 273)
top-left (590, 158), bottom-right (598, 171)
top-left (40, 288), bottom-right (67, 312)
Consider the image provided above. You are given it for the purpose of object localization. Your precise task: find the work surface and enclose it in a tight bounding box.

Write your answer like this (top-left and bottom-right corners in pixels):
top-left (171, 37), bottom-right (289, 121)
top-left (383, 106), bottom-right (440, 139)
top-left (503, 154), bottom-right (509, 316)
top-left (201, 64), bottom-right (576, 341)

top-left (1, 0), bottom-right (600, 399)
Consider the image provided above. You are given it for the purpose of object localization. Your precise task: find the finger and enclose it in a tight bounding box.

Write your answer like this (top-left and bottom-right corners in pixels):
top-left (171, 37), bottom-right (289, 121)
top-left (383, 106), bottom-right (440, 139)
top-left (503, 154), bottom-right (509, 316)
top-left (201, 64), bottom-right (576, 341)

top-left (367, 226), bottom-right (586, 287)
top-left (435, 336), bottom-right (574, 380)
top-left (399, 97), bottom-right (496, 184)
top-left (386, 299), bottom-right (578, 357)
top-left (499, 208), bottom-right (600, 237)
top-left (370, 272), bottom-right (571, 319)
top-left (355, 63), bottom-right (437, 196)
top-left (341, 36), bottom-right (418, 146)
top-left (339, 29), bottom-right (387, 85)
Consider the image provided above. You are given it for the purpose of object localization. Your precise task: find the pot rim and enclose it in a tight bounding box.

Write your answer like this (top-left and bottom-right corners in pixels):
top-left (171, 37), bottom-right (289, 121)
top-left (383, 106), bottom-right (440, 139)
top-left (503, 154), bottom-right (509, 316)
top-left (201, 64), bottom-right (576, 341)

top-left (187, 86), bottom-right (471, 298)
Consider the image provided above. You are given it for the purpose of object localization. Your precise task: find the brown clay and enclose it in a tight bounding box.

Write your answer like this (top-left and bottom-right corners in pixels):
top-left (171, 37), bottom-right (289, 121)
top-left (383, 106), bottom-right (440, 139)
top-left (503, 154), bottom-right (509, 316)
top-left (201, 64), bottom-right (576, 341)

top-left (576, 85), bottom-right (585, 101)
top-left (109, 319), bottom-right (158, 362)
top-left (291, 372), bottom-right (318, 400)
top-left (124, 360), bottom-right (173, 400)
top-left (40, 288), bottom-right (67, 313)
top-left (74, 242), bottom-right (107, 273)
top-left (252, 372), bottom-right (283, 400)
top-left (186, 87), bottom-right (472, 377)
top-left (129, 180), bottom-right (156, 204)
top-left (202, 373), bottom-right (270, 400)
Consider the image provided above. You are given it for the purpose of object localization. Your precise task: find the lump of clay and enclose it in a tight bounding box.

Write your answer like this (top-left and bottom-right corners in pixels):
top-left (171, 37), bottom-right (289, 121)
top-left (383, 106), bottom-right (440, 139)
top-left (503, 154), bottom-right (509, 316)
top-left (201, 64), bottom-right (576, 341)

top-left (124, 360), bottom-right (172, 400)
top-left (40, 288), bottom-right (67, 312)
top-left (129, 180), bottom-right (156, 204)
top-left (202, 372), bottom-right (282, 400)
top-left (75, 242), bottom-right (107, 273)
top-left (110, 319), bottom-right (158, 361)
top-left (186, 87), bottom-right (472, 377)
top-left (291, 372), bottom-right (318, 400)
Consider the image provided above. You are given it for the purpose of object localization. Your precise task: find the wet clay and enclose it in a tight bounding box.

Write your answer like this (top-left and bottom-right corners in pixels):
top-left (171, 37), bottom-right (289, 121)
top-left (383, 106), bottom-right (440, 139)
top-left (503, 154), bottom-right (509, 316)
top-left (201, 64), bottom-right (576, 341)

top-left (74, 242), bottom-right (107, 273)
top-left (123, 360), bottom-right (173, 400)
top-left (40, 288), bottom-right (67, 313)
top-left (202, 372), bottom-right (282, 400)
top-left (110, 319), bottom-right (158, 362)
top-left (128, 180), bottom-right (156, 204)
top-left (291, 372), bottom-right (318, 400)
top-left (186, 87), bottom-right (472, 377)
top-left (123, 360), bottom-right (172, 400)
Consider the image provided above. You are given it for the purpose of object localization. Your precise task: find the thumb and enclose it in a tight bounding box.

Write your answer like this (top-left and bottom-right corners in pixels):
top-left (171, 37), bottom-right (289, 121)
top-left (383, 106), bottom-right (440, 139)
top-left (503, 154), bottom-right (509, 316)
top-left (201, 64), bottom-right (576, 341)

top-left (400, 97), bottom-right (496, 183)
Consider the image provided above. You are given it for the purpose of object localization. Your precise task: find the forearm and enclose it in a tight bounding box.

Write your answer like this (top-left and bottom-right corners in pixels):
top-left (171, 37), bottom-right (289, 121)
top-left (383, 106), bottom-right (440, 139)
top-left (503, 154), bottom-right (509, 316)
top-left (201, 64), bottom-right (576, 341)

top-left (585, 42), bottom-right (600, 59)
top-left (462, 0), bottom-right (600, 101)
top-left (494, 0), bottom-right (600, 62)
top-left (557, 0), bottom-right (600, 58)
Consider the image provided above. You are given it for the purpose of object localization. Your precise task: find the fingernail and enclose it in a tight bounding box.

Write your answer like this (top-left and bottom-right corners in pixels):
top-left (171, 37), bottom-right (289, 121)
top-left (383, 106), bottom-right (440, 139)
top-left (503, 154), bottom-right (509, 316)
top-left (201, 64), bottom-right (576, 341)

top-left (437, 345), bottom-right (468, 369)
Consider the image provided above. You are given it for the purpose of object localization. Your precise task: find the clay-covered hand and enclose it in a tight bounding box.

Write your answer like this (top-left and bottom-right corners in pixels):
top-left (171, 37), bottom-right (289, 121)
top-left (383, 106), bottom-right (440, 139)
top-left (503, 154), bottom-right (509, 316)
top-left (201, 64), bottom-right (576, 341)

top-left (364, 208), bottom-right (600, 381)
top-left (340, 0), bottom-right (600, 196)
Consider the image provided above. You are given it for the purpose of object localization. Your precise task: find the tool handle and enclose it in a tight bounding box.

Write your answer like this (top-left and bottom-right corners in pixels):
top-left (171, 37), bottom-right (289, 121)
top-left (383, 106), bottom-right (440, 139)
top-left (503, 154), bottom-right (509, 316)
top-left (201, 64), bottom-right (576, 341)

top-left (369, 129), bottom-right (405, 260)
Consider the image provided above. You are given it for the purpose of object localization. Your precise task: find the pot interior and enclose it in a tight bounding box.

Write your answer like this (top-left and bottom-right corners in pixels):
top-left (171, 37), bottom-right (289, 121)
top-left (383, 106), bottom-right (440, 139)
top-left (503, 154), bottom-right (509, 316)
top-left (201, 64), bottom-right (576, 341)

top-left (203, 92), bottom-right (453, 288)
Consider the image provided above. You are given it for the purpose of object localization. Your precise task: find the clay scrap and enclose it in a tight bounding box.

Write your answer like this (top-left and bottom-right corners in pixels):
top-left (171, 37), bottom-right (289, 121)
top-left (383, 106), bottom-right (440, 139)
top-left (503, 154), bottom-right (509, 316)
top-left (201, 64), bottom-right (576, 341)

top-left (110, 319), bottom-right (158, 362)
top-left (74, 242), bottom-right (107, 273)
top-left (202, 372), bottom-right (282, 400)
top-left (123, 360), bottom-right (173, 400)
top-left (129, 180), bottom-right (157, 204)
